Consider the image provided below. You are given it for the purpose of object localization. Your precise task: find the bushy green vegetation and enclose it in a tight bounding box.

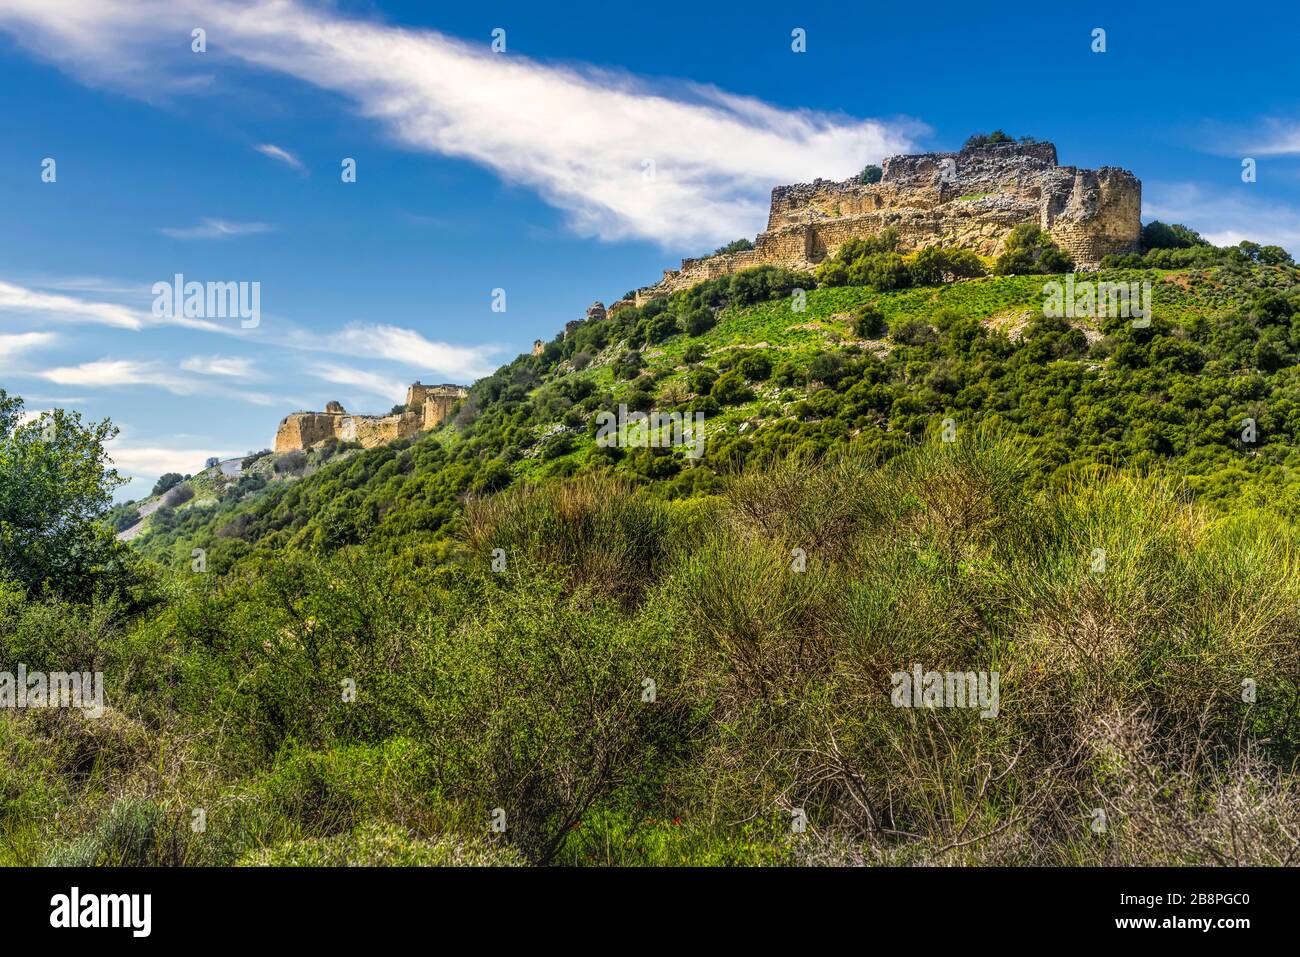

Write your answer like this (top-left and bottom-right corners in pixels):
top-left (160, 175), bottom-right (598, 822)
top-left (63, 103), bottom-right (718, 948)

top-left (151, 473), bottom-right (186, 497)
top-left (121, 248), bottom-right (1300, 577)
top-left (857, 164), bottom-right (882, 185)
top-left (817, 230), bottom-right (987, 290)
top-left (6, 226), bottom-right (1300, 866)
top-left (4, 440), bottom-right (1300, 865)
top-left (0, 394), bottom-right (132, 602)
top-left (709, 238), bottom-right (755, 257)
top-left (963, 130), bottom-right (1038, 149)
top-left (992, 223), bottom-right (1074, 275)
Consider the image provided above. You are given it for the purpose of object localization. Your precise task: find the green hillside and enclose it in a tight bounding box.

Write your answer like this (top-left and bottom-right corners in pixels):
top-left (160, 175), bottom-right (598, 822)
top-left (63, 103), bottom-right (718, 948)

top-left (133, 242), bottom-right (1300, 575)
top-left (4, 231), bottom-right (1300, 866)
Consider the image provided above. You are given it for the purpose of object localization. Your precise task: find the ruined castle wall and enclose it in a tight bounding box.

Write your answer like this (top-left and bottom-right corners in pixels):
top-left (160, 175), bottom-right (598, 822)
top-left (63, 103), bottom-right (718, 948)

top-left (421, 387), bottom-right (468, 429)
top-left (275, 384), bottom-right (469, 453)
top-left (634, 141), bottom-right (1141, 303)
top-left (275, 413), bottom-right (342, 453)
top-left (340, 411), bottom-right (424, 448)
top-left (753, 225), bottom-right (813, 264)
top-left (1046, 168), bottom-right (1142, 266)
top-left (406, 383), bottom-right (433, 409)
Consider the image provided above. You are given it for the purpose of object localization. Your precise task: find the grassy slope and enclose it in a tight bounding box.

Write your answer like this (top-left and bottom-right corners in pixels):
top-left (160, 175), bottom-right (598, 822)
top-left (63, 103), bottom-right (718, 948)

top-left (129, 261), bottom-right (1300, 574)
top-left (7, 437), bottom-right (1300, 866)
top-left (7, 259), bottom-right (1300, 866)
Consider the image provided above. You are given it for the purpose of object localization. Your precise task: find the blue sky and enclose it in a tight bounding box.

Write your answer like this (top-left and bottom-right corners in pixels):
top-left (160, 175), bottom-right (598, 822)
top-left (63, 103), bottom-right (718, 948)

top-left (0, 0), bottom-right (1296, 499)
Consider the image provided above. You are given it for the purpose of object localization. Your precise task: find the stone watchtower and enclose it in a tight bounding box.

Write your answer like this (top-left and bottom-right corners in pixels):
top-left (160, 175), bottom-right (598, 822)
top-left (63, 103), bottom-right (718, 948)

top-left (406, 381), bottom-right (470, 430)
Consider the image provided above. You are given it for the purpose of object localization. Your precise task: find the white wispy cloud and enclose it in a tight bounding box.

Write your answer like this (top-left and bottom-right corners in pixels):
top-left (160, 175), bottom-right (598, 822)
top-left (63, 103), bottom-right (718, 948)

top-left (106, 438), bottom-right (232, 492)
top-left (313, 324), bottom-right (501, 382)
top-left (39, 358), bottom-right (184, 390)
top-left (255, 143), bottom-right (304, 170)
top-left (308, 363), bottom-right (408, 404)
top-left (0, 277), bottom-right (267, 337)
top-left (1236, 120), bottom-right (1300, 157)
top-left (0, 331), bottom-right (58, 361)
top-left (159, 218), bottom-right (277, 240)
top-left (1145, 182), bottom-right (1300, 253)
top-left (0, 280), bottom-right (143, 330)
top-left (180, 355), bottom-right (258, 377)
top-left (0, 273), bottom-right (498, 385)
top-left (38, 358), bottom-right (280, 405)
top-left (35, 276), bottom-right (153, 295)
top-left (0, 0), bottom-right (919, 247)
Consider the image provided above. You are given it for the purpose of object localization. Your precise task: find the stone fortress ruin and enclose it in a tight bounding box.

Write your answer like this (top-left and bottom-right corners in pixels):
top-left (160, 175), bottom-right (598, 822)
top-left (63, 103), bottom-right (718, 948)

top-left (634, 139), bottom-right (1141, 303)
top-left (274, 381), bottom-right (469, 453)
top-left (271, 143), bottom-right (1142, 455)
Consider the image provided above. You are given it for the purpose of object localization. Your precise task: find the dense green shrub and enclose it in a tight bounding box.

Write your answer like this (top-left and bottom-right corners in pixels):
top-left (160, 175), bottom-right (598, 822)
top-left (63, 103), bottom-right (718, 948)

top-left (857, 163), bottom-right (882, 185)
top-left (852, 304), bottom-right (887, 338)
top-left (682, 307), bottom-right (715, 336)
top-left (613, 350), bottom-right (644, 380)
top-left (711, 370), bottom-right (755, 405)
top-left (908, 246), bottom-right (986, 284)
top-left (710, 238), bottom-right (754, 257)
top-left (992, 223), bottom-right (1074, 275)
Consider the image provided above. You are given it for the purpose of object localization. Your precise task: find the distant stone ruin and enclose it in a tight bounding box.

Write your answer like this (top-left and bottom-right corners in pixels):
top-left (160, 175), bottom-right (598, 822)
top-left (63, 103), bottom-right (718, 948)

top-left (274, 381), bottom-right (468, 453)
top-left (634, 140), bottom-right (1141, 303)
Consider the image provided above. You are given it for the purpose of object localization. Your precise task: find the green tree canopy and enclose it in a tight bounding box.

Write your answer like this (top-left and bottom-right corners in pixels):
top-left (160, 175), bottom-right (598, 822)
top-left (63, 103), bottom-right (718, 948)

top-left (0, 390), bottom-right (127, 599)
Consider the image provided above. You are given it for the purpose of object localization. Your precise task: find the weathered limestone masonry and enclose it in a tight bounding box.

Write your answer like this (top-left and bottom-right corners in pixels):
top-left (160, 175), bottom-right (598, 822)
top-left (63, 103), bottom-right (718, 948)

top-left (634, 141), bottom-right (1140, 303)
top-left (274, 382), bottom-right (469, 453)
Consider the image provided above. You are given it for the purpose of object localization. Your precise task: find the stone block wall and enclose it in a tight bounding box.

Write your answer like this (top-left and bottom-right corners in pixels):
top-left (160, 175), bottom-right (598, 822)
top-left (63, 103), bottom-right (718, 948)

top-left (274, 383), bottom-right (469, 453)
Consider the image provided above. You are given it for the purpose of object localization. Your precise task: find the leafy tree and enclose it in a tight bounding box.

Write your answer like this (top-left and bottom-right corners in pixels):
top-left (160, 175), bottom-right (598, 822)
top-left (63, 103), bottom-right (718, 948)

top-left (1141, 221), bottom-right (1209, 251)
top-left (909, 246), bottom-right (986, 285)
top-left (710, 370), bottom-right (754, 405)
top-left (726, 266), bottom-right (813, 306)
top-left (964, 130), bottom-right (1015, 148)
top-left (857, 164), bottom-right (882, 185)
top-left (162, 484), bottom-right (195, 507)
top-left (816, 230), bottom-right (903, 287)
top-left (152, 472), bottom-right (185, 496)
top-left (640, 312), bottom-right (679, 345)
top-left (852, 304), bottom-right (887, 338)
top-left (711, 238), bottom-right (754, 257)
top-left (735, 351), bottom-right (773, 381)
top-left (613, 350), bottom-right (644, 380)
top-left (274, 451), bottom-right (307, 474)
top-left (808, 351), bottom-right (847, 386)
top-left (993, 223), bottom-right (1074, 275)
top-left (689, 367), bottom-right (719, 395)
top-left (891, 318), bottom-right (939, 345)
top-left (0, 392), bottom-right (127, 599)
top-left (853, 252), bottom-right (911, 291)
top-left (682, 307), bottom-right (715, 337)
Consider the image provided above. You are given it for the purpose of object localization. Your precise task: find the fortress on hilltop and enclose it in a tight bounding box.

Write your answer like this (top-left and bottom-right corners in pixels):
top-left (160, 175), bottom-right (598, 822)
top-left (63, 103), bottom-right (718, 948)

top-left (633, 140), bottom-right (1141, 303)
top-left (269, 141), bottom-right (1143, 454)
top-left (274, 381), bottom-right (469, 453)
